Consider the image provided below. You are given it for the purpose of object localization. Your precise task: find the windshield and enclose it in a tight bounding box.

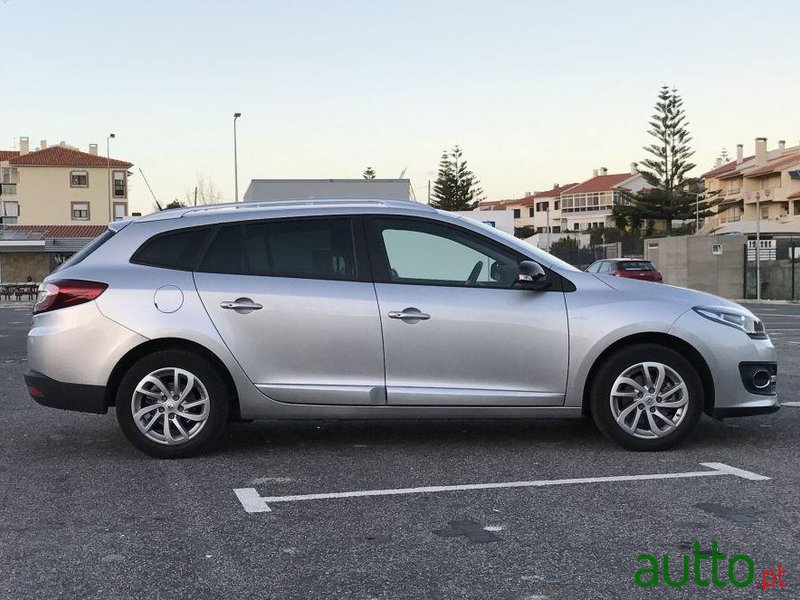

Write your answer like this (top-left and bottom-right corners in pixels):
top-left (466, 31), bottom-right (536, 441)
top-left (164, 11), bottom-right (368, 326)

top-left (53, 229), bottom-right (115, 273)
top-left (461, 217), bottom-right (581, 272)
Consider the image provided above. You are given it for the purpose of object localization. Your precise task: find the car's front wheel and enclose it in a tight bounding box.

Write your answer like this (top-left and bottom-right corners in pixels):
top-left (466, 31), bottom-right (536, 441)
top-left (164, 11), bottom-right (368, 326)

top-left (590, 344), bottom-right (704, 451)
top-left (115, 350), bottom-right (230, 458)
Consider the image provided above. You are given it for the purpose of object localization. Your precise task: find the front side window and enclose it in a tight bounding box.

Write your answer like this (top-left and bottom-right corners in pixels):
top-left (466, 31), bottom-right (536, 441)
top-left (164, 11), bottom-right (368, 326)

top-left (70, 170), bottom-right (88, 187)
top-left (373, 218), bottom-right (520, 288)
top-left (199, 218), bottom-right (357, 281)
top-left (71, 201), bottom-right (90, 221)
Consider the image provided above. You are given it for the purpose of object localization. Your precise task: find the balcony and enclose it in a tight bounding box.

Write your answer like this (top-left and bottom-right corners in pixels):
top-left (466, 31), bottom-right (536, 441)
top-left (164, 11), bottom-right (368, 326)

top-left (0, 183), bottom-right (17, 196)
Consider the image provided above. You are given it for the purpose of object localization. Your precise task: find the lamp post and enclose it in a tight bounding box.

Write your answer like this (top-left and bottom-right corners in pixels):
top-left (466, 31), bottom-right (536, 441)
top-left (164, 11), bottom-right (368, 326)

top-left (546, 203), bottom-right (551, 250)
top-left (755, 191), bottom-right (761, 301)
top-left (106, 133), bottom-right (115, 221)
top-left (233, 112), bottom-right (241, 202)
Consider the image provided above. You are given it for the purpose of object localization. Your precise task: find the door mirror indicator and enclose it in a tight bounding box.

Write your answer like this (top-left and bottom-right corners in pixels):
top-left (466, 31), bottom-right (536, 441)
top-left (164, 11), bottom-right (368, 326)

top-left (515, 261), bottom-right (550, 291)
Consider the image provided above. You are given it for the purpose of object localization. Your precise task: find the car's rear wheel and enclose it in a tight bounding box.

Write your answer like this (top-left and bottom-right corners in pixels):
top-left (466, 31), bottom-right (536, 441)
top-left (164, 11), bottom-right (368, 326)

top-left (115, 350), bottom-right (229, 458)
top-left (590, 344), bottom-right (703, 451)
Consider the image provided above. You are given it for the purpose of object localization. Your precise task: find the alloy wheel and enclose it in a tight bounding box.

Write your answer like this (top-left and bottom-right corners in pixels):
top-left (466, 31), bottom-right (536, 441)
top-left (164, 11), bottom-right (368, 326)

top-left (131, 367), bottom-right (210, 445)
top-left (609, 361), bottom-right (689, 439)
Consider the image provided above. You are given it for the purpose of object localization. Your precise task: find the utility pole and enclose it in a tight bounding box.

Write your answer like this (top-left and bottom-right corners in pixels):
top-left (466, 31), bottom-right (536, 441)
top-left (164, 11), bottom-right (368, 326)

top-left (106, 133), bottom-right (115, 221)
top-left (233, 112), bottom-right (242, 201)
top-left (756, 192), bottom-right (761, 301)
top-left (546, 204), bottom-right (551, 250)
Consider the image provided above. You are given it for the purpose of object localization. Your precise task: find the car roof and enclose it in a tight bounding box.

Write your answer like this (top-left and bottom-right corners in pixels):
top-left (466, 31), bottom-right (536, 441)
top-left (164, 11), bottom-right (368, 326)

top-left (135, 198), bottom-right (435, 223)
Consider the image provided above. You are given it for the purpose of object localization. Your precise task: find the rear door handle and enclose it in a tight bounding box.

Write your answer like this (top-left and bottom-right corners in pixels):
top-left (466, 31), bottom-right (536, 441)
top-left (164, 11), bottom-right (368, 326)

top-left (388, 307), bottom-right (430, 321)
top-left (220, 298), bottom-right (263, 313)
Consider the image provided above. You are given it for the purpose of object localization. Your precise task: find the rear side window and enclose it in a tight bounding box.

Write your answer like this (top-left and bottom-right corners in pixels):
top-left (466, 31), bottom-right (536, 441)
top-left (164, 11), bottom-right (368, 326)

top-left (132, 228), bottom-right (211, 270)
top-left (620, 261), bottom-right (655, 271)
top-left (199, 218), bottom-right (357, 281)
top-left (54, 228), bottom-right (115, 273)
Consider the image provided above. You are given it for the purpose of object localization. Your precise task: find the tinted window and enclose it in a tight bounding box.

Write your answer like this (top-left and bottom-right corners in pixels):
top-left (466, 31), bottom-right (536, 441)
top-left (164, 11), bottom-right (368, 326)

top-left (199, 218), bottom-right (357, 280)
top-left (132, 228), bottom-right (210, 270)
top-left (375, 218), bottom-right (519, 288)
top-left (620, 261), bottom-right (655, 271)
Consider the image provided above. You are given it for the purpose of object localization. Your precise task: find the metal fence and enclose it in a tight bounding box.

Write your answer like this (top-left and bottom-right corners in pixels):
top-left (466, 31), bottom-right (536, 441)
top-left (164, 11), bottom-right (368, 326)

top-left (743, 237), bottom-right (800, 301)
top-left (550, 238), bottom-right (645, 269)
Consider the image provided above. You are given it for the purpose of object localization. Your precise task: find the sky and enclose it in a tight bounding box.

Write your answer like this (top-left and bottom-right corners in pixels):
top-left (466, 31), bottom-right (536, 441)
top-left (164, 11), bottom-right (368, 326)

top-left (2, 0), bottom-right (799, 214)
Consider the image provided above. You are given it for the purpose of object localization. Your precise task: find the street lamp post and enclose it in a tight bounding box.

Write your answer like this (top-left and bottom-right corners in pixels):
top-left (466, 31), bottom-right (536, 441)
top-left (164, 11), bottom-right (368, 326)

top-left (107, 133), bottom-right (115, 221)
top-left (756, 192), bottom-right (761, 301)
top-left (233, 113), bottom-right (241, 202)
top-left (546, 204), bottom-right (551, 250)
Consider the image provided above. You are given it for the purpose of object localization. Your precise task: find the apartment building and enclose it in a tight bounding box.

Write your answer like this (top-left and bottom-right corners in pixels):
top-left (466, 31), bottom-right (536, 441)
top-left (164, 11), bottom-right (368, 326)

top-left (479, 165), bottom-right (648, 235)
top-left (0, 136), bottom-right (133, 225)
top-left (703, 137), bottom-right (800, 233)
top-left (558, 166), bottom-right (649, 232)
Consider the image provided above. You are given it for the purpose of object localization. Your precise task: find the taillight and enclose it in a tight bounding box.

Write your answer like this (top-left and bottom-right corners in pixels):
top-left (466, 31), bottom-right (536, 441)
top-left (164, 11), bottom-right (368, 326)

top-left (33, 280), bottom-right (108, 315)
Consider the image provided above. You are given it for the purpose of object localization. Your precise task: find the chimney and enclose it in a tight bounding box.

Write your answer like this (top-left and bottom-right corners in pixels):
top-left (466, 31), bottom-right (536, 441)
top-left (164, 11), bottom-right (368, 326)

top-left (592, 169), bottom-right (598, 177)
top-left (630, 162), bottom-right (638, 175)
top-left (755, 137), bottom-right (767, 165)
top-left (599, 167), bottom-right (608, 176)
top-left (39, 140), bottom-right (47, 150)
top-left (59, 141), bottom-right (66, 147)
top-left (779, 140), bottom-right (786, 152)
top-left (736, 144), bottom-right (744, 165)
top-left (88, 143), bottom-right (98, 155)
top-left (19, 137), bottom-right (29, 155)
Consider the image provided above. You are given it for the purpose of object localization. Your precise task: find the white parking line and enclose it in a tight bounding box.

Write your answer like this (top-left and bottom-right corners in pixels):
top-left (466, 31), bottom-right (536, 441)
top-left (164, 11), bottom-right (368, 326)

top-left (233, 462), bottom-right (768, 513)
top-left (781, 402), bottom-right (800, 407)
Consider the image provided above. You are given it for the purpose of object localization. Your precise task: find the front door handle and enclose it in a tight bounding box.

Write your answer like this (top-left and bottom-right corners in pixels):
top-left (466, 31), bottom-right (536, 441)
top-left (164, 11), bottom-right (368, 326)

top-left (388, 307), bottom-right (430, 322)
top-left (220, 297), bottom-right (263, 313)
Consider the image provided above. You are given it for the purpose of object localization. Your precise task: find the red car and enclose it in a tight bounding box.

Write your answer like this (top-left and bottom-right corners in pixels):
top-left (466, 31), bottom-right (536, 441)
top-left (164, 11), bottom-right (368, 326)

top-left (586, 258), bottom-right (663, 282)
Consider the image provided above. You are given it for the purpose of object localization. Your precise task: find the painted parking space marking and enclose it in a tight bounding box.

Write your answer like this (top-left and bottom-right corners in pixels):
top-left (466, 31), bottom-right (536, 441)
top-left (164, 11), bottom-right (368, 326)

top-left (781, 402), bottom-right (800, 407)
top-left (234, 462), bottom-right (768, 513)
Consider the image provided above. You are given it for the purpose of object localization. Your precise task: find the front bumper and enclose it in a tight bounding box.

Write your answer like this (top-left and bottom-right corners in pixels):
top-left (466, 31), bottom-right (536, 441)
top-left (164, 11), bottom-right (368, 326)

top-left (670, 309), bottom-right (780, 417)
top-left (24, 369), bottom-right (107, 414)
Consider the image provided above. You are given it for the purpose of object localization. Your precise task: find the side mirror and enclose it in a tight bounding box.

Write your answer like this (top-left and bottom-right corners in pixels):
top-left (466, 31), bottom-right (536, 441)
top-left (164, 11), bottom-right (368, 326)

top-left (515, 260), bottom-right (550, 290)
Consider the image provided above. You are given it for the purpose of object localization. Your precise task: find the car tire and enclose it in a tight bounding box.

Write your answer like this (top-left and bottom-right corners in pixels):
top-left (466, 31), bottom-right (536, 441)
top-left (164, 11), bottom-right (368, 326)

top-left (115, 350), bottom-right (230, 458)
top-left (589, 343), bottom-right (703, 451)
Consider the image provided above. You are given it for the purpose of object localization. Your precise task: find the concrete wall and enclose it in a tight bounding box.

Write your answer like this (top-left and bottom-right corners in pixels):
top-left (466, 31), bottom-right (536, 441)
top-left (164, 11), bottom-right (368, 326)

top-left (14, 166), bottom-right (127, 224)
top-left (0, 252), bottom-right (49, 282)
top-left (645, 235), bottom-right (745, 298)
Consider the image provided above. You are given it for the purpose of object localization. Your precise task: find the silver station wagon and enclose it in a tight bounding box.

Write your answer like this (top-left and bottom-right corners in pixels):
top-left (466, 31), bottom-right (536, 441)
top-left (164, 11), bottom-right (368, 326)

top-left (25, 199), bottom-right (778, 458)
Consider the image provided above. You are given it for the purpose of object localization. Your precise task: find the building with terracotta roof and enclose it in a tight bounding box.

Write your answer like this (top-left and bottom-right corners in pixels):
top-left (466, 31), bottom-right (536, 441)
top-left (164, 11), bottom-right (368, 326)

top-left (702, 138), bottom-right (800, 234)
top-left (0, 136), bottom-right (133, 226)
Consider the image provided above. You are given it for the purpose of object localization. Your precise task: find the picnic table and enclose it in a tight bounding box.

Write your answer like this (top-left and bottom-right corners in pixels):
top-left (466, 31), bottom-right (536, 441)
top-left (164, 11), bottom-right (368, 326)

top-left (0, 282), bottom-right (41, 302)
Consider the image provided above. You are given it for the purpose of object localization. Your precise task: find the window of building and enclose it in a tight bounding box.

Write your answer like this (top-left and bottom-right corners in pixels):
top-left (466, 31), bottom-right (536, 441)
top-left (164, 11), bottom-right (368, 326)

top-left (70, 170), bottom-right (89, 187)
top-left (198, 218), bottom-right (358, 281)
top-left (552, 226), bottom-right (561, 233)
top-left (2, 200), bottom-right (19, 224)
top-left (1, 167), bottom-right (18, 184)
top-left (528, 207), bottom-right (535, 217)
top-left (113, 171), bottom-right (127, 198)
top-left (573, 222), bottom-right (579, 231)
top-left (554, 201), bottom-right (560, 210)
top-left (71, 202), bottom-right (90, 221)
top-left (513, 208), bottom-right (521, 219)
top-left (113, 202), bottom-right (127, 221)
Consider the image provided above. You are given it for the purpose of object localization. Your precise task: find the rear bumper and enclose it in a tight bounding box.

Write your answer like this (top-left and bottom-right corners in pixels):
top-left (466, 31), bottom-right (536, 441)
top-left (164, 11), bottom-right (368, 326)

top-left (24, 370), bottom-right (107, 414)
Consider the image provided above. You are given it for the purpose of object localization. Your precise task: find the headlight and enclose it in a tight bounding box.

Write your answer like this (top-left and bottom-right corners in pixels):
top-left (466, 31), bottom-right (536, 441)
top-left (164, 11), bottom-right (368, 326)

top-left (693, 306), bottom-right (767, 339)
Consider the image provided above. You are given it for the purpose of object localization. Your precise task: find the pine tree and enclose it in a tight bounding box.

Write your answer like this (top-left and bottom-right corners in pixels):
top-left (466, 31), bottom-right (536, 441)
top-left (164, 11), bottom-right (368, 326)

top-left (718, 147), bottom-right (731, 164)
top-left (362, 167), bottom-right (376, 180)
top-left (430, 145), bottom-right (484, 211)
top-left (612, 86), bottom-right (717, 235)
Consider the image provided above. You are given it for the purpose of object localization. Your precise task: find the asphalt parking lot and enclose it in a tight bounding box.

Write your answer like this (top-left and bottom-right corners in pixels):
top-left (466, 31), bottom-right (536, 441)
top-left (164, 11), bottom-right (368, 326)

top-left (1, 302), bottom-right (798, 599)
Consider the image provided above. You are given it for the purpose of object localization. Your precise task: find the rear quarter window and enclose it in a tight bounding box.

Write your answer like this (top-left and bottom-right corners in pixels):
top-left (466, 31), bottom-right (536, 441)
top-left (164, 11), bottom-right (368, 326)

top-left (54, 228), bottom-right (115, 273)
top-left (131, 227), bottom-right (212, 270)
